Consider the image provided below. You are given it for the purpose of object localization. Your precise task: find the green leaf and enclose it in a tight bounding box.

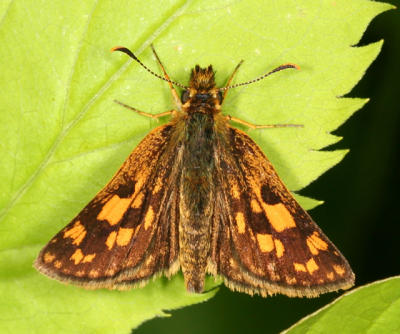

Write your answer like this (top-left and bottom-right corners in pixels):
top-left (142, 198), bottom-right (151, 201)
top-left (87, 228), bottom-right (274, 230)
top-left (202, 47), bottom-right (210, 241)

top-left (283, 276), bottom-right (400, 334)
top-left (0, 0), bottom-right (392, 333)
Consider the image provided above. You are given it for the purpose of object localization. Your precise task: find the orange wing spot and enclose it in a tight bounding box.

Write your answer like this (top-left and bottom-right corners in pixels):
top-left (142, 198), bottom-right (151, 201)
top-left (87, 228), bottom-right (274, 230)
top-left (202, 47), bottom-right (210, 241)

top-left (286, 276), bottom-right (297, 284)
top-left (131, 192), bottom-right (145, 208)
top-left (144, 206), bottom-right (155, 230)
top-left (307, 239), bottom-right (319, 255)
top-left (116, 227), bottom-right (134, 246)
top-left (54, 260), bottom-right (62, 269)
top-left (250, 199), bottom-right (262, 213)
top-left (333, 265), bottom-right (345, 276)
top-left (105, 231), bottom-right (117, 250)
top-left (97, 195), bottom-right (131, 226)
top-left (44, 252), bottom-right (55, 263)
top-left (256, 233), bottom-right (274, 252)
top-left (82, 253), bottom-right (96, 263)
top-left (327, 272), bottom-right (335, 280)
top-left (76, 270), bottom-right (85, 277)
top-left (252, 184), bottom-right (295, 231)
top-left (133, 174), bottom-right (148, 198)
top-left (264, 203), bottom-right (296, 232)
top-left (63, 221), bottom-right (86, 246)
top-left (306, 258), bottom-right (319, 274)
top-left (274, 238), bottom-right (285, 258)
top-left (294, 262), bottom-right (307, 272)
top-left (89, 269), bottom-right (99, 278)
top-left (235, 212), bottom-right (246, 234)
top-left (307, 232), bottom-right (328, 255)
top-left (70, 249), bottom-right (84, 265)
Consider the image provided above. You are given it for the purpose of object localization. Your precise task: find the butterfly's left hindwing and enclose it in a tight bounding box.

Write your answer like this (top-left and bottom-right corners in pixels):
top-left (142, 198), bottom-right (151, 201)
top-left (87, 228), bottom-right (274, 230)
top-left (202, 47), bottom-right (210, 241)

top-left (35, 124), bottom-right (182, 288)
top-left (211, 126), bottom-right (355, 297)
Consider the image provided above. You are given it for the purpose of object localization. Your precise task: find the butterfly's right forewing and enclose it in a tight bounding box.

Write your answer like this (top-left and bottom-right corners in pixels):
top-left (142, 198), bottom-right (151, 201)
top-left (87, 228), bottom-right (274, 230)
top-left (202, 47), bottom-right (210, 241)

top-left (211, 125), bottom-right (355, 297)
top-left (35, 123), bottom-right (182, 288)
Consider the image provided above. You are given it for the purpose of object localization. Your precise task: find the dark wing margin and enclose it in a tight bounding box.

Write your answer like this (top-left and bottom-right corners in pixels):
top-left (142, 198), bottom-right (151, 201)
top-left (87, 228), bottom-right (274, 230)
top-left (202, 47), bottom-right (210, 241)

top-left (35, 124), bottom-right (182, 289)
top-left (209, 126), bottom-right (355, 297)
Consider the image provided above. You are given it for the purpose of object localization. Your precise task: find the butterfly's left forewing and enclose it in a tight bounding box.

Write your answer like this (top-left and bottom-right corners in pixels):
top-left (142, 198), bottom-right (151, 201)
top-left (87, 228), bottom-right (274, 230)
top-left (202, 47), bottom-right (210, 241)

top-left (35, 123), bottom-right (182, 289)
top-left (211, 126), bottom-right (355, 297)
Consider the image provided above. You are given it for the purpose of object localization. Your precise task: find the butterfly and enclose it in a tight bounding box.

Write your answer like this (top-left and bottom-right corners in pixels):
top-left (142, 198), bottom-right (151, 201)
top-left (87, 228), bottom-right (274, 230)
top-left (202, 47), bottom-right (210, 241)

top-left (35, 45), bottom-right (354, 297)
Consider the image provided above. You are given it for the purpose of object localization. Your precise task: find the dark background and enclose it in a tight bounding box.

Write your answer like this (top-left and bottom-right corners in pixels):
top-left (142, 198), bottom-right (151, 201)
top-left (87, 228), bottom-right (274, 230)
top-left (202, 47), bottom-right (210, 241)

top-left (137, 4), bottom-right (399, 333)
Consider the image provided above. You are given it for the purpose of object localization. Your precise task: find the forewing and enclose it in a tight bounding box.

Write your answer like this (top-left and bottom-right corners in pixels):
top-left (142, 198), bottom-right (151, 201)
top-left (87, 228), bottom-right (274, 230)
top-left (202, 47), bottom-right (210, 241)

top-left (35, 124), bottom-right (182, 289)
top-left (211, 126), bottom-right (355, 297)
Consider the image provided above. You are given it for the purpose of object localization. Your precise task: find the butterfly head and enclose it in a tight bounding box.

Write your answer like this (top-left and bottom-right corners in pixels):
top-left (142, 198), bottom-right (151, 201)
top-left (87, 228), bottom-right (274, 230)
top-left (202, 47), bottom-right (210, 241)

top-left (180, 65), bottom-right (222, 110)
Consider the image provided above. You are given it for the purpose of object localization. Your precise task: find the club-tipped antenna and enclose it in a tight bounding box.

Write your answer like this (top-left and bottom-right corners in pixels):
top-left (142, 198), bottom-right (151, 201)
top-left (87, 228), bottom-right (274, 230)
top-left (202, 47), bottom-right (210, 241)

top-left (219, 63), bottom-right (300, 91)
top-left (111, 46), bottom-right (188, 89)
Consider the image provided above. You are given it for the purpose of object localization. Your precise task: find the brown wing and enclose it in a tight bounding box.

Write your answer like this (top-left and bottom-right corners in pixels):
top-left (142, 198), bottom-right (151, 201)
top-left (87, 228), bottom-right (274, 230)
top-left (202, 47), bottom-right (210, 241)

top-left (210, 126), bottom-right (355, 297)
top-left (35, 124), bottom-right (182, 289)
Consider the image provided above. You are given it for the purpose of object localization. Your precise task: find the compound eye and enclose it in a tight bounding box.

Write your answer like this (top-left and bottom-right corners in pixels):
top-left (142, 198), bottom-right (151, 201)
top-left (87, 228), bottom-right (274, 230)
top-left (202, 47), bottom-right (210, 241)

top-left (217, 91), bottom-right (223, 103)
top-left (181, 90), bottom-right (190, 103)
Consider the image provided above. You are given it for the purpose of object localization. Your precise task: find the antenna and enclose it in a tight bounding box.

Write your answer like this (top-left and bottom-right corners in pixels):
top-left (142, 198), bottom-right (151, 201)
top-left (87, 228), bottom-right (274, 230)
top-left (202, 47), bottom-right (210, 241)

top-left (220, 63), bottom-right (300, 91)
top-left (112, 46), bottom-right (299, 91)
top-left (111, 46), bottom-right (188, 89)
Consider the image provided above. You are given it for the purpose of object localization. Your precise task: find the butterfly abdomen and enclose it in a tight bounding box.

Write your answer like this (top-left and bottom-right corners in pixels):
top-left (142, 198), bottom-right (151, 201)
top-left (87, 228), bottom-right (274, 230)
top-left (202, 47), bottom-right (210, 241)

top-left (179, 112), bottom-right (216, 292)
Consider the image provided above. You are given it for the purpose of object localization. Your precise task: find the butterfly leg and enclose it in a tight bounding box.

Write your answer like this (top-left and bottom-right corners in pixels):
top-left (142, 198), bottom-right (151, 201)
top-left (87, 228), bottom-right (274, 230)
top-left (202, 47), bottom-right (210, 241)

top-left (226, 115), bottom-right (303, 129)
top-left (222, 60), bottom-right (244, 103)
top-left (114, 100), bottom-right (175, 119)
top-left (150, 44), bottom-right (182, 110)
